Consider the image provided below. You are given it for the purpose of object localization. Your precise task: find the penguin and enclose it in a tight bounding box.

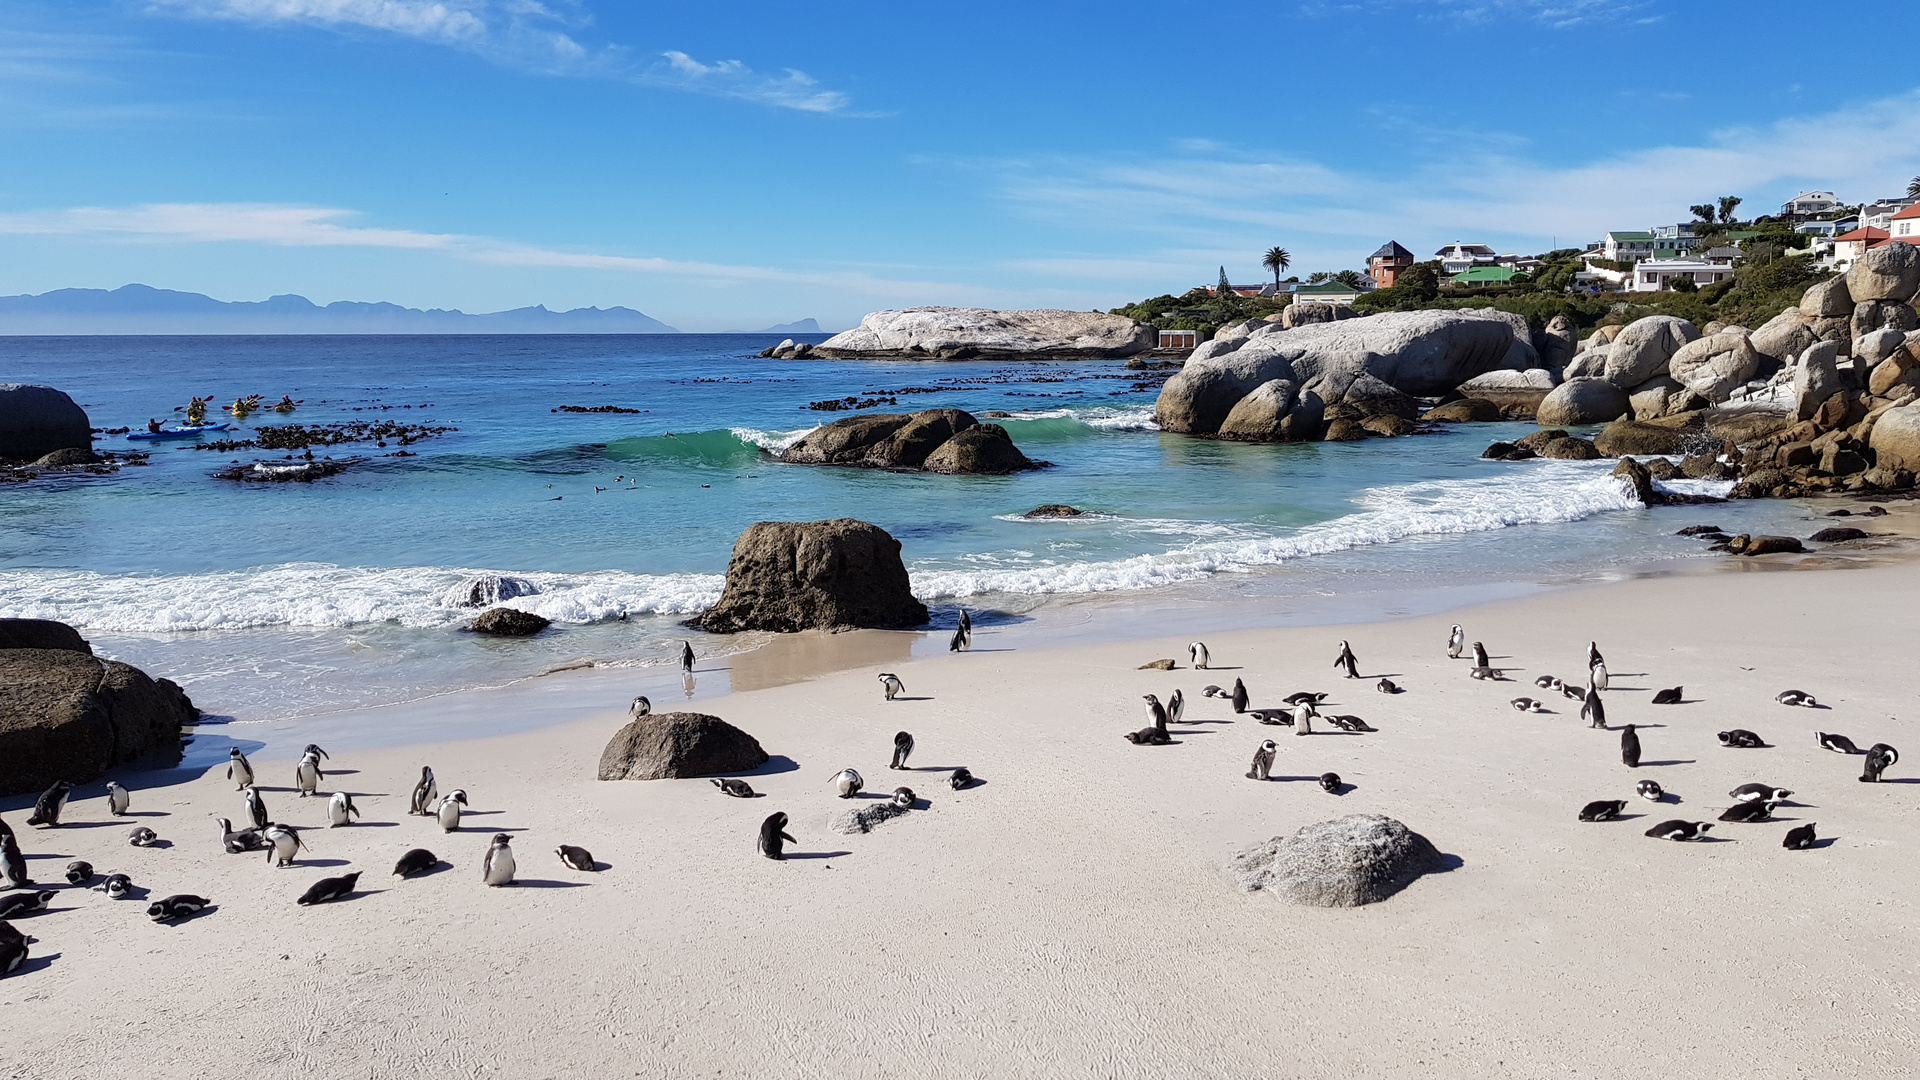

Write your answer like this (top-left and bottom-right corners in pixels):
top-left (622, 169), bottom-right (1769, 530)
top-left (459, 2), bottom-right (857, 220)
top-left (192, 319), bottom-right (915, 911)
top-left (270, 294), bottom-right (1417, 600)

top-left (302, 744), bottom-right (330, 762)
top-left (1635, 779), bottom-right (1664, 802)
top-left (1730, 783), bottom-right (1791, 803)
top-left (243, 785), bottom-right (270, 831)
top-left (1782, 823), bottom-right (1818, 850)
top-left (1588, 641), bottom-right (1605, 670)
top-left (878, 673), bottom-right (905, 702)
top-left (64, 860), bottom-right (94, 886)
top-left (436, 790), bottom-right (469, 832)
top-left (949, 625), bottom-right (969, 653)
top-left (1291, 700), bottom-right (1316, 736)
top-left (1188, 641), bottom-right (1209, 669)
top-left (949, 767), bottom-right (975, 790)
top-left (0, 891), bottom-right (54, 918)
top-left (1818, 732), bottom-right (1860, 754)
top-left (0, 816), bottom-right (10, 845)
top-left (1717, 729), bottom-right (1765, 748)
top-left (1247, 740), bottom-right (1276, 781)
top-left (1230, 678), bottom-right (1249, 715)
top-left (1590, 664), bottom-right (1609, 692)
top-left (393, 848), bottom-right (438, 877)
top-left (556, 845), bottom-right (596, 871)
top-left (147, 894), bottom-right (210, 922)
top-left (1581, 689), bottom-right (1607, 729)
top-left (1860, 743), bottom-right (1898, 783)
top-left (1621, 724), bottom-right (1642, 768)
top-left (227, 747), bottom-right (254, 790)
top-left (680, 640), bottom-right (695, 674)
top-left (1468, 666), bottom-right (1500, 681)
top-left (106, 781), bottom-right (131, 816)
top-left (296, 872), bottom-right (361, 906)
top-left (1472, 642), bottom-right (1490, 669)
top-left (1561, 683), bottom-right (1586, 702)
top-left (0, 834), bottom-right (27, 889)
top-left (833, 768), bottom-right (864, 798)
top-left (1318, 772), bottom-right (1343, 794)
top-left (711, 778), bottom-right (755, 798)
top-left (1334, 639), bottom-right (1360, 679)
top-left (890, 787), bottom-right (915, 809)
top-left (127, 827), bottom-right (158, 847)
top-left (1326, 714), bottom-right (1374, 732)
top-left (1249, 708), bottom-right (1291, 726)
top-left (1719, 801), bottom-right (1778, 823)
top-left (758, 813), bottom-right (794, 861)
top-left (0, 921), bottom-right (21, 948)
top-left (1510, 697), bottom-right (1546, 713)
top-left (1651, 686), bottom-right (1682, 705)
top-left (1127, 696), bottom-right (1172, 745)
top-left (951, 609), bottom-right (973, 653)
top-left (1447, 625), bottom-right (1465, 659)
top-left (94, 873), bottom-right (133, 899)
top-left (264, 824), bottom-right (306, 867)
top-left (328, 791), bottom-right (359, 827)
top-left (482, 834), bottom-right (517, 885)
top-left (1201, 685), bottom-right (1226, 699)
top-left (1578, 800), bottom-right (1627, 822)
top-left (25, 781), bottom-right (71, 827)
top-left (1166, 689), bottom-right (1185, 725)
top-left (215, 816), bottom-right (267, 853)
top-left (1776, 690), bottom-right (1818, 708)
top-left (957, 607), bottom-right (971, 642)
top-left (409, 767), bottom-right (438, 816)
top-left (1643, 820), bottom-right (1711, 841)
top-left (294, 751), bottom-right (323, 797)
top-left (1282, 692), bottom-right (1328, 706)
top-left (1534, 675), bottom-right (1558, 689)
top-left (0, 933), bottom-right (25, 976)
top-left (1377, 679), bottom-right (1403, 694)
top-left (891, 731), bottom-right (914, 770)
top-left (630, 696), bottom-right (652, 718)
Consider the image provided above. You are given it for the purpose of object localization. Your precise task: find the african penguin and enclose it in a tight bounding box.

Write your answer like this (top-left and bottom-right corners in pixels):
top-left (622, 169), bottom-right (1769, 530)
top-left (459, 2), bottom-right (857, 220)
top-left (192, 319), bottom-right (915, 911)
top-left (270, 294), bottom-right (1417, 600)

top-left (1472, 642), bottom-right (1490, 669)
top-left (1167, 689), bottom-right (1185, 725)
top-left (1377, 678), bottom-right (1403, 694)
top-left (711, 778), bottom-right (755, 798)
top-left (106, 780), bottom-right (131, 816)
top-left (1578, 800), bottom-right (1627, 822)
top-left (243, 784), bottom-right (270, 830)
top-left (1621, 724), bottom-right (1642, 768)
top-left (94, 873), bottom-right (133, 899)
top-left (1860, 743), bottom-right (1898, 783)
top-left (891, 731), bottom-right (914, 770)
top-left (0, 934), bottom-right (25, 976)
top-left (303, 743), bottom-right (329, 761)
top-left (393, 848), bottom-right (438, 877)
top-left (1231, 678), bottom-right (1249, 715)
top-left (680, 640), bottom-right (695, 673)
top-left (1511, 697), bottom-right (1546, 713)
top-left (890, 787), bottom-right (915, 809)
top-left (25, 781), bottom-right (71, 827)
top-left (294, 751), bottom-right (323, 797)
top-left (1201, 685), bottom-right (1225, 699)
top-left (1643, 820), bottom-right (1711, 841)
top-left (1127, 696), bottom-right (1172, 745)
top-left (0, 835), bottom-right (27, 889)
top-left (409, 767), bottom-right (438, 816)
top-left (215, 816), bottom-right (266, 854)
top-left (1534, 675), bottom-right (1558, 689)
top-left (1334, 640), bottom-right (1360, 679)
top-left (1581, 689), bottom-right (1607, 729)
top-left (297, 872), bottom-right (361, 906)
top-left (630, 695), bottom-right (651, 718)
top-left (1282, 692), bottom-right (1328, 706)
top-left (1188, 641), bottom-right (1209, 669)
top-left (949, 767), bottom-right (975, 790)
top-left (1776, 690), bottom-right (1818, 707)
top-left (1291, 701), bottom-right (1315, 736)
top-left (147, 894), bottom-right (210, 922)
top-left (1589, 663), bottom-right (1609, 692)
top-left (226, 747), bottom-right (254, 790)
top-left (758, 813), bottom-right (795, 860)
top-left (1729, 783), bottom-right (1791, 803)
top-left (127, 827), bottom-right (158, 847)
top-left (1326, 714), bottom-right (1374, 732)
top-left (1717, 729), bottom-right (1765, 748)
top-left (1561, 683), bottom-right (1586, 702)
top-left (1818, 732), bottom-right (1860, 754)
top-left (64, 861), bottom-right (95, 886)
top-left (833, 768), bottom-right (865, 797)
top-left (1651, 686), bottom-right (1682, 705)
top-left (264, 824), bottom-right (306, 868)
top-left (1247, 740), bottom-right (1276, 781)
top-left (556, 845), bottom-right (597, 871)
top-left (878, 673), bottom-right (905, 701)
top-left (328, 791), bottom-right (359, 827)
top-left (482, 834), bottom-right (517, 885)
top-left (1718, 801), bottom-right (1778, 823)
top-left (1318, 772), bottom-right (1343, 794)
top-left (1588, 641), bottom-right (1605, 670)
top-left (1635, 779), bottom-right (1664, 802)
top-left (1782, 823), bottom-right (1818, 850)
top-left (436, 790), bottom-right (468, 832)
top-left (1447, 625), bottom-right (1465, 659)
top-left (0, 891), bottom-right (54, 919)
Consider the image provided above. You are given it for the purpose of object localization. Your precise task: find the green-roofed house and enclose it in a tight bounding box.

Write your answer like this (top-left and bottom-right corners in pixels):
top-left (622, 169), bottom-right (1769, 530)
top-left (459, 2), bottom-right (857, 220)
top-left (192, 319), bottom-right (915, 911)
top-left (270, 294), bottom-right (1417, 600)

top-left (1289, 280), bottom-right (1367, 306)
top-left (1447, 266), bottom-right (1518, 286)
top-left (1601, 231), bottom-right (1660, 260)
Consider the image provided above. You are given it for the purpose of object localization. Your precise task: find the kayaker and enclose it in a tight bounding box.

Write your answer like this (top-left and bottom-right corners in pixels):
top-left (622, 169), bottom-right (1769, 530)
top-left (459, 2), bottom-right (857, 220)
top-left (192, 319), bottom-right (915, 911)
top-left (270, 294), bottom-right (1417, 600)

top-left (185, 397), bottom-right (207, 424)
top-left (146, 418), bottom-right (163, 433)
top-left (273, 394), bottom-right (297, 413)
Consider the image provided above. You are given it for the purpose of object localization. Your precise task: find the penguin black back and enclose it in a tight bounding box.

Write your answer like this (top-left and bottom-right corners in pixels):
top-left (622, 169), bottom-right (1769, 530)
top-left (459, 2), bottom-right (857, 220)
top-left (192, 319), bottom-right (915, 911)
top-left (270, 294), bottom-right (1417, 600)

top-left (949, 767), bottom-right (974, 791)
top-left (392, 848), bottom-right (438, 877)
top-left (891, 731), bottom-right (914, 770)
top-left (758, 812), bottom-right (795, 860)
top-left (1621, 724), bottom-right (1641, 768)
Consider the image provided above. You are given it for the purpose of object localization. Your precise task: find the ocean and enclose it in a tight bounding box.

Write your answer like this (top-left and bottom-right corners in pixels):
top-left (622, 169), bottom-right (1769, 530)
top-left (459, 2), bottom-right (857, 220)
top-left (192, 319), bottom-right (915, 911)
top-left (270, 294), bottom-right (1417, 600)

top-left (1, 334), bottom-right (1810, 734)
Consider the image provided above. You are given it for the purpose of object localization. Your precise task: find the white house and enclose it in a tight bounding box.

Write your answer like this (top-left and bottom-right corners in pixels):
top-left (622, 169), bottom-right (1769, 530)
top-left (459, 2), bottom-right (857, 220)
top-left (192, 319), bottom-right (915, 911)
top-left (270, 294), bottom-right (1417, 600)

top-left (1890, 203), bottom-right (1920, 242)
top-left (1780, 190), bottom-right (1841, 217)
top-left (1434, 242), bottom-right (1496, 275)
top-left (1630, 257), bottom-right (1736, 292)
top-left (1600, 231), bottom-right (1661, 261)
top-left (1862, 198), bottom-right (1920, 230)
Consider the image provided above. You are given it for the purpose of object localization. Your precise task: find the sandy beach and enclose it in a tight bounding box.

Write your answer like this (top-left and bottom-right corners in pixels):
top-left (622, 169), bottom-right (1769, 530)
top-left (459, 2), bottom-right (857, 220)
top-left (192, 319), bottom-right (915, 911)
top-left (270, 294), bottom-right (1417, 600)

top-left (5, 549), bottom-right (1919, 1079)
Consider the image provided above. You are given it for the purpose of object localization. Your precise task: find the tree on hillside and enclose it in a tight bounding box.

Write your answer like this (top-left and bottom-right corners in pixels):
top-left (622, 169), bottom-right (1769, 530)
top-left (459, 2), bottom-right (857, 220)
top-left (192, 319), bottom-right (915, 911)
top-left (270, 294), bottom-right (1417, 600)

top-left (1217, 266), bottom-right (1231, 296)
top-left (1909, 176), bottom-right (1920, 198)
top-left (1717, 195), bottom-right (1744, 224)
top-left (1307, 271), bottom-right (1332, 283)
top-left (1689, 203), bottom-right (1717, 224)
top-left (1332, 270), bottom-right (1367, 289)
top-left (1261, 247), bottom-right (1291, 287)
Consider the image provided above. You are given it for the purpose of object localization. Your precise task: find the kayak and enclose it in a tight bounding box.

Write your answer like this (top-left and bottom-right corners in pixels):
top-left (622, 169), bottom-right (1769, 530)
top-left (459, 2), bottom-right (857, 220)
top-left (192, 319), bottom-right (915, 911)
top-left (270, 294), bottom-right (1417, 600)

top-left (128, 423), bottom-right (233, 440)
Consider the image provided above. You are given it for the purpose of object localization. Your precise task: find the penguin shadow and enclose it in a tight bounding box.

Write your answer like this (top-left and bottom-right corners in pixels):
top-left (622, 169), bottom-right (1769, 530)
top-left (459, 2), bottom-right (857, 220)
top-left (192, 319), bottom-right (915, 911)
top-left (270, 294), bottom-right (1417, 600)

top-left (10, 952), bottom-right (60, 976)
top-left (1182, 718), bottom-right (1237, 726)
top-left (888, 695), bottom-right (935, 702)
top-left (345, 820), bottom-right (402, 827)
top-left (732, 755), bottom-right (800, 778)
top-left (321, 888), bottom-right (385, 904)
top-left (45, 821), bottom-right (125, 830)
top-left (1637, 760), bottom-right (1697, 768)
top-left (461, 809), bottom-right (510, 816)
top-left (510, 879), bottom-right (592, 889)
top-left (1196, 665), bottom-right (1244, 670)
top-left (120, 810), bottom-right (169, 818)
top-left (21, 851), bottom-right (74, 861)
top-left (324, 769), bottom-right (361, 776)
top-left (1874, 777), bottom-right (1920, 784)
top-left (781, 851), bottom-right (851, 861)
top-left (156, 904), bottom-right (220, 925)
top-left (296, 858), bottom-right (352, 868)
top-left (1806, 836), bottom-right (1840, 849)
top-left (137, 839), bottom-right (175, 849)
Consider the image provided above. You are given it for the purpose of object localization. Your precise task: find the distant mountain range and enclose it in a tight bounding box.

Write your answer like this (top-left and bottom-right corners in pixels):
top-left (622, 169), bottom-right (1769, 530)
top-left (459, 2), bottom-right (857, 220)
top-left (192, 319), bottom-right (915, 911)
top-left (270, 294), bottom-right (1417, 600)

top-left (0, 284), bottom-right (682, 335)
top-left (734, 318), bottom-right (823, 334)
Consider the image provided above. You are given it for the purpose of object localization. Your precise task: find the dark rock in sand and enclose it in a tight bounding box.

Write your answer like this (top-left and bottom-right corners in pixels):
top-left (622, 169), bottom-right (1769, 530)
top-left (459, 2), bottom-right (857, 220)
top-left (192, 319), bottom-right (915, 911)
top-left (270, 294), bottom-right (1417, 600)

top-left (0, 648), bottom-right (197, 797)
top-left (1230, 813), bottom-right (1442, 908)
top-left (1809, 526), bottom-right (1868, 542)
top-left (0, 384), bottom-right (92, 463)
top-left (470, 608), bottom-right (551, 636)
top-left (830, 801), bottom-right (910, 834)
top-left (0, 618), bottom-right (92, 654)
top-left (1023, 504), bottom-right (1083, 518)
top-left (696, 519), bottom-right (928, 633)
top-left (1421, 398), bottom-right (1502, 423)
top-left (597, 711), bottom-right (768, 781)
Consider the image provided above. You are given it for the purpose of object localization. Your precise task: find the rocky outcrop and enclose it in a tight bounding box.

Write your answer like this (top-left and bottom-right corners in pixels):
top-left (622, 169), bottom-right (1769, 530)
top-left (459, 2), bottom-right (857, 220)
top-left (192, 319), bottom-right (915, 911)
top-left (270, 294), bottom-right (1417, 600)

top-left (1593, 416), bottom-right (1702, 457)
top-left (1612, 456), bottom-right (1656, 504)
top-left (1669, 331), bottom-right (1760, 403)
top-left (696, 519), bottom-right (928, 633)
top-left (448, 575), bottom-right (539, 608)
top-left (779, 409), bottom-right (1038, 474)
top-left (1023, 504), bottom-right (1083, 518)
top-left (1230, 814), bottom-right (1442, 907)
top-left (1536, 378), bottom-right (1629, 426)
top-left (1539, 315), bottom-right (1578, 376)
top-left (1868, 400), bottom-right (1920, 472)
top-left (1456, 368), bottom-right (1556, 415)
top-left (1800, 276), bottom-right (1854, 318)
top-left (0, 619), bottom-right (92, 654)
top-left (0, 384), bottom-right (92, 463)
top-left (1217, 381), bottom-right (1323, 442)
top-left (596, 712), bottom-right (768, 781)
top-left (1794, 342), bottom-right (1844, 422)
top-left (1750, 308), bottom-right (1819, 365)
top-left (1603, 315), bottom-right (1699, 389)
top-left (0, 648), bottom-right (197, 797)
top-left (1846, 243), bottom-right (1920, 304)
top-left (1155, 310), bottom-right (1535, 436)
top-left (811, 308), bottom-right (1154, 360)
top-left (1421, 398), bottom-right (1501, 422)
top-left (1282, 303), bottom-right (1352, 330)
top-left (1627, 375), bottom-right (1687, 421)
top-left (470, 608), bottom-right (550, 636)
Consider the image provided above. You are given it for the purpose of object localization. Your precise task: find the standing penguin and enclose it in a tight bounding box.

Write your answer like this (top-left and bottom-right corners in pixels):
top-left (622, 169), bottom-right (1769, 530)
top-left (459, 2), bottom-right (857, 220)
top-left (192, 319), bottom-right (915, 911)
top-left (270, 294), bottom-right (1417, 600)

top-left (327, 791), bottom-right (359, 827)
top-left (263, 824), bottom-right (306, 868)
top-left (878, 673), bottom-right (905, 701)
top-left (950, 609), bottom-right (972, 653)
top-left (1471, 642), bottom-right (1490, 669)
top-left (833, 769), bottom-right (864, 798)
top-left (1621, 724), bottom-right (1642, 768)
top-left (1861, 743), bottom-right (1899, 783)
top-left (436, 790), bottom-right (469, 832)
top-left (1590, 664), bottom-right (1609, 693)
top-left (302, 744), bottom-right (330, 762)
top-left (1334, 640), bottom-right (1360, 679)
top-left (1581, 688), bottom-right (1607, 729)
top-left (1231, 678), bottom-right (1249, 715)
top-left (1166, 688), bottom-right (1185, 725)
top-left (1588, 641), bottom-right (1605, 670)
top-left (1291, 700), bottom-right (1316, 736)
top-left (294, 751), bottom-right (323, 798)
top-left (1447, 625), bottom-right (1465, 659)
top-left (25, 781), bottom-right (72, 827)
top-left (481, 834), bottom-right (517, 885)
top-left (409, 767), bottom-right (438, 816)
top-left (680, 640), bottom-right (695, 674)
top-left (1247, 740), bottom-right (1277, 781)
top-left (1, 833), bottom-right (28, 889)
top-left (226, 747), bottom-right (254, 790)
top-left (890, 732), bottom-right (914, 770)
top-left (758, 813), bottom-right (795, 861)
top-left (1189, 641), bottom-right (1210, 669)
top-left (630, 696), bottom-right (652, 718)
top-left (243, 785), bottom-right (270, 830)
top-left (1126, 695), bottom-right (1171, 746)
top-left (106, 781), bottom-right (131, 816)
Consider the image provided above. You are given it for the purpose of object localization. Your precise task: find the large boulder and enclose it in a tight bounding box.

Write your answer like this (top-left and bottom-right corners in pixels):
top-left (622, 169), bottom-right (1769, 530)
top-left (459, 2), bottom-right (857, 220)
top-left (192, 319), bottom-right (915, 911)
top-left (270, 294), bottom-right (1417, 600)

top-left (471, 608), bottom-right (549, 636)
top-left (596, 712), bottom-right (768, 781)
top-left (1603, 316), bottom-right (1699, 389)
top-left (1593, 415), bottom-right (1702, 457)
top-left (1229, 814), bottom-right (1442, 907)
top-left (1282, 302), bottom-right (1351, 329)
top-left (1668, 331), bottom-right (1760, 403)
top-left (0, 649), bottom-right (197, 797)
top-left (1794, 342), bottom-right (1843, 421)
top-left (1155, 310), bottom-right (1535, 435)
top-left (1846, 243), bottom-right (1920, 303)
top-left (1422, 398), bottom-right (1501, 422)
top-left (780, 414), bottom-right (915, 465)
top-left (1750, 309), bottom-right (1817, 365)
top-left (1456, 368), bottom-right (1556, 414)
top-left (1563, 345), bottom-right (1608, 381)
top-left (696, 519), bottom-right (928, 633)
top-left (1536, 377), bottom-right (1629, 426)
top-left (921, 423), bottom-right (1035, 474)
top-left (1853, 299), bottom-right (1919, 340)
top-left (1868, 401), bottom-right (1920, 472)
top-left (864, 409), bottom-right (976, 469)
top-left (1854, 328), bottom-right (1909, 367)
top-left (0, 618), bottom-right (92, 654)
top-left (1217, 379), bottom-right (1316, 441)
top-left (1539, 315), bottom-right (1578, 375)
top-left (1611, 456), bottom-right (1655, 504)
top-left (0, 384), bottom-right (91, 463)
top-left (812, 307), bottom-right (1154, 360)
top-left (1799, 276), bottom-right (1855, 317)
top-left (780, 409), bottom-right (1036, 473)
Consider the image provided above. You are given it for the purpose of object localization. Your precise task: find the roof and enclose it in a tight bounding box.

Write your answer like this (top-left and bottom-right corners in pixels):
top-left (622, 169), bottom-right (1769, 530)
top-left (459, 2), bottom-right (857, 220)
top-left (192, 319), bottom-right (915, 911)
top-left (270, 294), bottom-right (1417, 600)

top-left (1448, 267), bottom-right (1516, 283)
top-left (1369, 241), bottom-right (1415, 261)
top-left (1894, 204), bottom-right (1920, 221)
top-left (1836, 227), bottom-right (1890, 242)
top-left (1293, 280), bottom-right (1364, 296)
top-left (1434, 242), bottom-right (1496, 256)
top-left (1606, 231), bottom-right (1656, 241)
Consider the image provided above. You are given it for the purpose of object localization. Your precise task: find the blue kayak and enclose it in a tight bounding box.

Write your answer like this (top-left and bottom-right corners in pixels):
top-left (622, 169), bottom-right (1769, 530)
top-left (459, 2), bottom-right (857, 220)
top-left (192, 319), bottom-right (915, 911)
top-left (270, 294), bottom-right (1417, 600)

top-left (128, 423), bottom-right (233, 440)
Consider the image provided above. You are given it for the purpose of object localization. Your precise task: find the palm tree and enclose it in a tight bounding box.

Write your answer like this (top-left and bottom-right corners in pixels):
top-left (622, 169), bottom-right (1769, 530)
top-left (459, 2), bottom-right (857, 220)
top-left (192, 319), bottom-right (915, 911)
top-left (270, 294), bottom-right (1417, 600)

top-left (1262, 247), bottom-right (1291, 287)
top-left (1909, 176), bottom-right (1920, 198)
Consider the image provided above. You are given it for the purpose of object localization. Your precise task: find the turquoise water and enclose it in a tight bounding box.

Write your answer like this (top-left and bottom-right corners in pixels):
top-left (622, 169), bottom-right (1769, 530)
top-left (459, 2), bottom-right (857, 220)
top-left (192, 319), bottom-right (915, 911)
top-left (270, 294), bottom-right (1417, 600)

top-left (0, 334), bottom-right (1809, 725)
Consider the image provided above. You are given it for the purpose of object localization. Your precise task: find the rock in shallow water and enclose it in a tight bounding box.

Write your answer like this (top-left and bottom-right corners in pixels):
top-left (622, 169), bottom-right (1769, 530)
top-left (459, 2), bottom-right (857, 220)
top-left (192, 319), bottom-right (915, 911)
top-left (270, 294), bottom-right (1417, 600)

top-left (1231, 813), bottom-right (1442, 907)
top-left (470, 608), bottom-right (550, 636)
top-left (0, 647), bottom-right (197, 797)
top-left (696, 519), bottom-right (928, 633)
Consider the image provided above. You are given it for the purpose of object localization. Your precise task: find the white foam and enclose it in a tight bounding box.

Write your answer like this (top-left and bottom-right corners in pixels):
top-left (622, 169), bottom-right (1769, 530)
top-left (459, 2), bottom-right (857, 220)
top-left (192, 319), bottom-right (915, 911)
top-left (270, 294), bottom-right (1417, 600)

top-left (993, 405), bottom-right (1160, 432)
top-left (730, 425), bottom-right (813, 452)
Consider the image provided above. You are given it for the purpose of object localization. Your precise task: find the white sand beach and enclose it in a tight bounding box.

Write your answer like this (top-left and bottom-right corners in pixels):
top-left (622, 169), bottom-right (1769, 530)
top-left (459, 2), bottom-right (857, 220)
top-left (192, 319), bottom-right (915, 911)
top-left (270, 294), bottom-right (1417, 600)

top-left (5, 552), bottom-right (1919, 1079)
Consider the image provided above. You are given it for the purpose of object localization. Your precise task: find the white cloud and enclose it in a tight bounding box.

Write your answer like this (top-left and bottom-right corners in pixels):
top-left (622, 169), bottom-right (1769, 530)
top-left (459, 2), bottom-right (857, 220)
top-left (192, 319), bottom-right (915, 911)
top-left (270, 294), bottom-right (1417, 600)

top-left (655, 50), bottom-right (848, 114)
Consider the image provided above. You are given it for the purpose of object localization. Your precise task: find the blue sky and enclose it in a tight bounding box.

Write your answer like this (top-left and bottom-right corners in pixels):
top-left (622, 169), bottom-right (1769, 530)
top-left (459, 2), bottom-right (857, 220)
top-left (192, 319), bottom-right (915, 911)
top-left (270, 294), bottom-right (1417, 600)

top-left (3, 1), bottom-right (1919, 331)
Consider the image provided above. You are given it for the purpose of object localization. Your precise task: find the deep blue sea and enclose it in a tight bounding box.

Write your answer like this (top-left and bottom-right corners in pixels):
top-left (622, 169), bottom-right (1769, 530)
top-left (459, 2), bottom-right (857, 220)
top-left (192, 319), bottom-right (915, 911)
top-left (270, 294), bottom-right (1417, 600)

top-left (1, 334), bottom-right (1810, 728)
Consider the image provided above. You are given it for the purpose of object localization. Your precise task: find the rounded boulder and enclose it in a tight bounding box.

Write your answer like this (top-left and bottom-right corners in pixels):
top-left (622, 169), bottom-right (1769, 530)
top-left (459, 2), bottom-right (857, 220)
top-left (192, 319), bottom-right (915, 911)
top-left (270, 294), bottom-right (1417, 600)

top-left (1230, 814), bottom-right (1442, 907)
top-left (1537, 377), bottom-right (1629, 426)
top-left (597, 712), bottom-right (769, 781)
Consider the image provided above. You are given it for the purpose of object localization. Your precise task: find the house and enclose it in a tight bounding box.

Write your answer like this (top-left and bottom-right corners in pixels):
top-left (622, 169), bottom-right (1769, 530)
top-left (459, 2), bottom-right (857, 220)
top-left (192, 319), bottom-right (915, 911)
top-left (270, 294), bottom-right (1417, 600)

top-left (1833, 226), bottom-right (1890, 266)
top-left (1698, 246), bottom-right (1742, 264)
top-left (1795, 220), bottom-right (1846, 238)
top-left (1862, 198), bottom-right (1920, 230)
top-left (1890, 203), bottom-right (1920, 242)
top-left (1434, 242), bottom-right (1497, 275)
top-left (1781, 190), bottom-right (1841, 217)
top-left (1158, 329), bottom-right (1199, 350)
top-left (1494, 254), bottom-right (1545, 273)
top-left (1630, 257), bottom-right (1737, 292)
top-left (1448, 266), bottom-right (1518, 286)
top-left (1600, 231), bottom-right (1660, 261)
top-left (1650, 223), bottom-right (1700, 251)
top-left (1368, 241), bottom-right (1416, 287)
top-left (1289, 280), bottom-right (1366, 306)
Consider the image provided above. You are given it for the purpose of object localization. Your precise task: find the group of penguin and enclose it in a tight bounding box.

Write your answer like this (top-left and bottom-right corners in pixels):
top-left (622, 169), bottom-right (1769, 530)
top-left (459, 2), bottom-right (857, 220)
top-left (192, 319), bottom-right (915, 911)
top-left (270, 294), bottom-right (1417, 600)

top-left (0, 742), bottom-right (604, 978)
top-left (749, 725), bottom-right (979, 860)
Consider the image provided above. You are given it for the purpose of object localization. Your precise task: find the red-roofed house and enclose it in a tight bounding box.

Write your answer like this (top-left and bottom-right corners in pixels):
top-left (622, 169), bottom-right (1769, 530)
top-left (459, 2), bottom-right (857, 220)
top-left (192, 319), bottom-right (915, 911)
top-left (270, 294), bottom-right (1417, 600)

top-left (1888, 203), bottom-right (1920, 245)
top-left (1833, 226), bottom-right (1889, 264)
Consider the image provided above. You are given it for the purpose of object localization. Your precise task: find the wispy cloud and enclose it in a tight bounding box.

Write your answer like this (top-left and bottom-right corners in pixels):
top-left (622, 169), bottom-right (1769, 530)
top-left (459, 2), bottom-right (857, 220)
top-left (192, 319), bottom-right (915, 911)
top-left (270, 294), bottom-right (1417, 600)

top-left (147, 0), bottom-right (855, 111)
top-left (1299, 0), bottom-right (1655, 27)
